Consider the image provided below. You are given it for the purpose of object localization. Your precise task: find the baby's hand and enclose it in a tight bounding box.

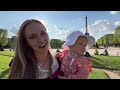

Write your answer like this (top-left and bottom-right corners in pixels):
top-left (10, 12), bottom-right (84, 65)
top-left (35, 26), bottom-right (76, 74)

top-left (58, 76), bottom-right (67, 79)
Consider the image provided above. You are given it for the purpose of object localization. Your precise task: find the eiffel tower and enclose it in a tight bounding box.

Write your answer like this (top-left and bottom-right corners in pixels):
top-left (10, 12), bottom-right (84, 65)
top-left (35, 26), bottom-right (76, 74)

top-left (85, 16), bottom-right (89, 36)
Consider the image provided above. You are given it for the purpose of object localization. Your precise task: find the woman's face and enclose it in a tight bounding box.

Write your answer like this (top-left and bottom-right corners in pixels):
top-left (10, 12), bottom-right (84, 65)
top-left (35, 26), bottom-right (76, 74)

top-left (24, 22), bottom-right (49, 54)
top-left (69, 36), bottom-right (88, 56)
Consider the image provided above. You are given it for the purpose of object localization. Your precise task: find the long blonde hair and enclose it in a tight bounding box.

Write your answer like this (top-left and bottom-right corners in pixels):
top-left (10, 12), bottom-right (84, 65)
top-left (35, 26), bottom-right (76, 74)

top-left (8, 19), bottom-right (53, 79)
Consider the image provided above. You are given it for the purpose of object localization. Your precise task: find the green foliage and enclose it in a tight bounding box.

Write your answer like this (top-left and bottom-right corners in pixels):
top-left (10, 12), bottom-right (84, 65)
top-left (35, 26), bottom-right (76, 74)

top-left (97, 37), bottom-right (102, 45)
top-left (0, 29), bottom-right (8, 46)
top-left (10, 36), bottom-right (16, 50)
top-left (97, 34), bottom-right (119, 46)
top-left (4, 36), bottom-right (16, 49)
top-left (50, 39), bottom-right (64, 49)
top-left (115, 26), bottom-right (120, 35)
top-left (114, 26), bottom-right (120, 45)
top-left (107, 34), bottom-right (115, 45)
top-left (97, 25), bottom-right (120, 46)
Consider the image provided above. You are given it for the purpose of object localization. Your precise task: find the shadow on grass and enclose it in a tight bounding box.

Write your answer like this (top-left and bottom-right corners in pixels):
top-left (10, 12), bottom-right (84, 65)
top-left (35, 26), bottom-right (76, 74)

top-left (91, 56), bottom-right (105, 67)
top-left (0, 68), bottom-right (9, 79)
top-left (92, 60), bottom-right (105, 68)
top-left (91, 56), bottom-right (119, 70)
top-left (91, 56), bottom-right (103, 61)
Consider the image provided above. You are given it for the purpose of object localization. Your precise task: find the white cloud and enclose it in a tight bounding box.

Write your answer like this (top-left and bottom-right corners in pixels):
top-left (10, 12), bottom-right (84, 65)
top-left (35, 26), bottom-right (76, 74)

top-left (54, 26), bottom-right (72, 36)
top-left (52, 25), bottom-right (74, 40)
top-left (21, 17), bottom-right (49, 33)
top-left (37, 19), bottom-right (50, 33)
top-left (110, 11), bottom-right (119, 15)
top-left (82, 20), bottom-right (115, 41)
top-left (7, 32), bottom-right (16, 38)
top-left (31, 18), bottom-right (50, 32)
top-left (21, 17), bottom-right (48, 27)
top-left (114, 21), bottom-right (120, 27)
top-left (8, 25), bottom-right (18, 38)
top-left (39, 19), bottom-right (47, 27)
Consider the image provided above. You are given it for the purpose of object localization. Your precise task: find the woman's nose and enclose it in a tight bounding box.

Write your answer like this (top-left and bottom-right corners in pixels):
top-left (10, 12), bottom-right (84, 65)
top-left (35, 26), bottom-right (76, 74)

top-left (38, 36), bottom-right (44, 43)
top-left (81, 46), bottom-right (86, 50)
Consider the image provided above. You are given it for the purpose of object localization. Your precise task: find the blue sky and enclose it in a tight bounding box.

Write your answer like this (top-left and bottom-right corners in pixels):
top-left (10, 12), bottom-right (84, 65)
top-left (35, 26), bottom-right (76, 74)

top-left (0, 11), bottom-right (120, 41)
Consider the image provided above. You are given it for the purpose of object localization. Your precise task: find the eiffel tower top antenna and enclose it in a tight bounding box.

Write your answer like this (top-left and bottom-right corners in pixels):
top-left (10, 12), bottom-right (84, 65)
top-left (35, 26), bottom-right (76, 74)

top-left (85, 16), bottom-right (89, 36)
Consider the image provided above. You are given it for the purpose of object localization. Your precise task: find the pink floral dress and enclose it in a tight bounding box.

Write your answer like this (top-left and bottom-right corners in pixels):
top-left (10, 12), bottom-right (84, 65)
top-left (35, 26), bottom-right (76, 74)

top-left (56, 49), bottom-right (92, 79)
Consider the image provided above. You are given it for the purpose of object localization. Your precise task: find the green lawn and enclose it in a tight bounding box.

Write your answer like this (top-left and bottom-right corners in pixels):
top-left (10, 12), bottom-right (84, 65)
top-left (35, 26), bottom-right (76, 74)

top-left (0, 56), bottom-right (12, 79)
top-left (1, 51), bottom-right (120, 79)
top-left (92, 55), bottom-right (120, 70)
top-left (0, 51), bottom-right (14, 79)
top-left (88, 70), bottom-right (109, 79)
top-left (0, 51), bottom-right (15, 57)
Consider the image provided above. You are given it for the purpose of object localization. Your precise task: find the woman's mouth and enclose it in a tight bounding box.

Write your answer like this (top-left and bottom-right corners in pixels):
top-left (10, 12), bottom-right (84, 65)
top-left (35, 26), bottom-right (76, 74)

top-left (39, 43), bottom-right (46, 48)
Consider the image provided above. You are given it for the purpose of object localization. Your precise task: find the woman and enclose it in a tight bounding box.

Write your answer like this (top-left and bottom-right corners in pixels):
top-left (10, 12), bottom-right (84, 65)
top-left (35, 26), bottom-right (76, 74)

top-left (8, 19), bottom-right (59, 79)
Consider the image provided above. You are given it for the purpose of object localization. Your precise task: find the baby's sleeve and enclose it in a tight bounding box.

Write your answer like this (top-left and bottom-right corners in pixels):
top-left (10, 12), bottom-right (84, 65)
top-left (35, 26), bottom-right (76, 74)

top-left (87, 57), bottom-right (92, 73)
top-left (56, 49), bottom-right (69, 61)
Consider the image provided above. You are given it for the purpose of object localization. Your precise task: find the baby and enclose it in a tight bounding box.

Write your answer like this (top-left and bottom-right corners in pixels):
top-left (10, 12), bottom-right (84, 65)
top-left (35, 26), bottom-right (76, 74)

top-left (57, 31), bottom-right (95, 79)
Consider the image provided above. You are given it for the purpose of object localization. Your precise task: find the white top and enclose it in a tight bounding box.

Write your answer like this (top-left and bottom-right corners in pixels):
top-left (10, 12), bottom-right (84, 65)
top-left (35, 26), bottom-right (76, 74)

top-left (37, 58), bottom-right (59, 79)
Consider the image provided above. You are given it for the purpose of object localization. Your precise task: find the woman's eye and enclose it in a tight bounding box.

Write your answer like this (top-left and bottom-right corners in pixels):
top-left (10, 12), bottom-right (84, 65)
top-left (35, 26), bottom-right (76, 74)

top-left (41, 32), bottom-right (46, 36)
top-left (78, 43), bottom-right (82, 45)
top-left (29, 36), bottom-right (37, 39)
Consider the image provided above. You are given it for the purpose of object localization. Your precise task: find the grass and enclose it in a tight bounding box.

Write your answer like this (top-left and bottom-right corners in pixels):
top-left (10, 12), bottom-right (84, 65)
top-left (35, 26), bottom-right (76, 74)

top-left (0, 51), bottom-right (15, 57)
top-left (0, 55), bottom-right (12, 79)
top-left (92, 55), bottom-right (120, 70)
top-left (88, 70), bottom-right (109, 79)
top-left (0, 55), bottom-right (109, 79)
top-left (0, 51), bottom-right (120, 79)
top-left (0, 51), bottom-right (14, 79)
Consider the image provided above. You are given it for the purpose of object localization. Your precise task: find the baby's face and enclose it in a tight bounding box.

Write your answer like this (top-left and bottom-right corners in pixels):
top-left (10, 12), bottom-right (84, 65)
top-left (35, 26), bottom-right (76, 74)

top-left (69, 36), bottom-right (88, 56)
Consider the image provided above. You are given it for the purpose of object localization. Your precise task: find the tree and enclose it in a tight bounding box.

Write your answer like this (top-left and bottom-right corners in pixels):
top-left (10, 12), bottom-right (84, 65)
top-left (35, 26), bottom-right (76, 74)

top-left (10, 36), bottom-right (16, 50)
top-left (114, 26), bottom-right (120, 47)
top-left (50, 39), bottom-right (64, 49)
top-left (3, 38), bottom-right (11, 48)
top-left (96, 25), bottom-right (120, 47)
top-left (97, 37), bottom-right (104, 46)
top-left (97, 34), bottom-right (115, 47)
top-left (0, 29), bottom-right (8, 46)
top-left (115, 26), bottom-right (120, 35)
